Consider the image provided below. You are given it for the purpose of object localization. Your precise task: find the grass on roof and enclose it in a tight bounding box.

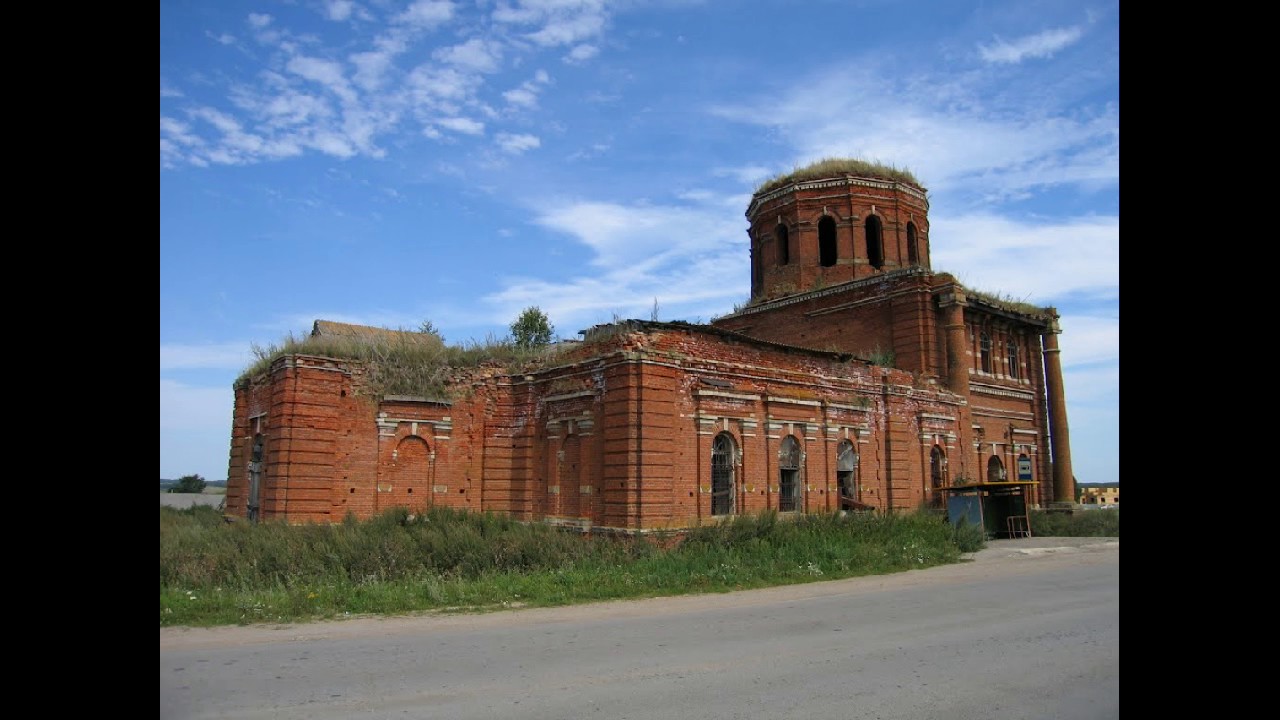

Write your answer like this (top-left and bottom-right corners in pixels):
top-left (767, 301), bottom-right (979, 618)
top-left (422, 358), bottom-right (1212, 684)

top-left (756, 158), bottom-right (922, 195)
top-left (961, 286), bottom-right (1051, 318)
top-left (235, 330), bottom-right (570, 399)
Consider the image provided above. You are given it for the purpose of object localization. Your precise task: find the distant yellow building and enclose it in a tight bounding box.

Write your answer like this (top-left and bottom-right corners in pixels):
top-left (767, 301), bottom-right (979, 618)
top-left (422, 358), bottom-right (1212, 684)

top-left (1079, 486), bottom-right (1119, 507)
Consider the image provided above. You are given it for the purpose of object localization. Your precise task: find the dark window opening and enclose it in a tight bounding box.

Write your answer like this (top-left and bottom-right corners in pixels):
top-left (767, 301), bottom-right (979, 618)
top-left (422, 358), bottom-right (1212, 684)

top-left (711, 432), bottom-right (735, 516)
top-left (980, 333), bottom-right (992, 373)
top-left (778, 436), bottom-right (801, 512)
top-left (930, 446), bottom-right (946, 508)
top-left (836, 440), bottom-right (858, 511)
top-left (1007, 341), bottom-right (1020, 380)
top-left (987, 456), bottom-right (1006, 483)
top-left (776, 224), bottom-right (790, 265)
top-left (751, 243), bottom-right (762, 296)
top-left (819, 216), bottom-right (838, 267)
top-left (907, 222), bottom-right (919, 266)
top-left (866, 215), bottom-right (884, 269)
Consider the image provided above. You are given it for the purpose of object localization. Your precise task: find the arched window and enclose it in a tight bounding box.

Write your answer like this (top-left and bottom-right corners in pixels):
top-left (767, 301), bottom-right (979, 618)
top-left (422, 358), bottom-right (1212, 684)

top-left (751, 239), bottom-right (762, 296)
top-left (980, 332), bottom-right (992, 373)
top-left (778, 435), bottom-right (801, 512)
top-left (711, 432), bottom-right (736, 516)
top-left (836, 439), bottom-right (858, 511)
top-left (930, 445), bottom-right (947, 508)
top-left (818, 215), bottom-right (837, 267)
top-left (906, 222), bottom-right (919, 266)
top-left (776, 223), bottom-right (790, 265)
top-left (248, 434), bottom-right (264, 522)
top-left (865, 215), bottom-right (884, 269)
top-left (1006, 340), bottom-right (1020, 380)
top-left (986, 455), bottom-right (1006, 483)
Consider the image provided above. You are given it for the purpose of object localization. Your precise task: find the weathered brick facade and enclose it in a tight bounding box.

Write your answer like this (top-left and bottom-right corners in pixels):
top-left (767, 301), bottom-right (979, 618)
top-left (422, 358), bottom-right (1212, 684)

top-left (226, 168), bottom-right (1074, 531)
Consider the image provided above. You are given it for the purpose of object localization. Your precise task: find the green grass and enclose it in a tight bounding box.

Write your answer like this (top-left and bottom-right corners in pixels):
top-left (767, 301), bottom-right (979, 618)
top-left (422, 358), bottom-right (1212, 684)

top-left (1029, 508), bottom-right (1119, 537)
top-left (756, 158), bottom-right (922, 195)
top-left (161, 506), bottom-right (978, 627)
top-left (236, 330), bottom-right (570, 399)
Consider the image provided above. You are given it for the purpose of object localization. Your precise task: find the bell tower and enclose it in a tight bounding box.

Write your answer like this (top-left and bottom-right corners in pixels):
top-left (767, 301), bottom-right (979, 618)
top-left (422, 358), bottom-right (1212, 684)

top-left (747, 162), bottom-right (931, 302)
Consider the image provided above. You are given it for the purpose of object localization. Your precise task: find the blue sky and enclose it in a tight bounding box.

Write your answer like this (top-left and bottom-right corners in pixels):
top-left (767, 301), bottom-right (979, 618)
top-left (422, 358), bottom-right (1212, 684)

top-left (160, 0), bottom-right (1119, 485)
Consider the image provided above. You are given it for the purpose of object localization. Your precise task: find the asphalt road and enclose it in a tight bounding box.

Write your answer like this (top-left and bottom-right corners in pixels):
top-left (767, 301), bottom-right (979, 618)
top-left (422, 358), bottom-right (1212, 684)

top-left (160, 537), bottom-right (1119, 720)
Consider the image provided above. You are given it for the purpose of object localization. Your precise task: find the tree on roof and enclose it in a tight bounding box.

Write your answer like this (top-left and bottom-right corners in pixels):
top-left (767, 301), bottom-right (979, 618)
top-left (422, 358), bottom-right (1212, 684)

top-left (511, 306), bottom-right (555, 349)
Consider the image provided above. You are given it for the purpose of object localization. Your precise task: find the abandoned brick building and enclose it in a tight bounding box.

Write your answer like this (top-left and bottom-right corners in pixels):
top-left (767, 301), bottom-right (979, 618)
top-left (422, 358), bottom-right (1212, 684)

top-left (225, 160), bottom-right (1074, 533)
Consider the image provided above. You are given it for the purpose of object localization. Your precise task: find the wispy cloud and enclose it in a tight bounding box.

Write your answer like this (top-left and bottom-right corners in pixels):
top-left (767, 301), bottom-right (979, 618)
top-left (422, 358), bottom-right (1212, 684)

top-left (929, 212), bottom-right (1118, 305)
top-left (324, 0), bottom-right (355, 22)
top-left (396, 0), bottom-right (456, 29)
top-left (979, 26), bottom-right (1084, 64)
top-left (437, 116), bottom-right (486, 135)
top-left (493, 0), bottom-right (609, 48)
top-left (711, 62), bottom-right (1118, 203)
top-left (496, 132), bottom-right (541, 154)
top-left (434, 37), bottom-right (504, 73)
top-left (503, 69), bottom-right (551, 109)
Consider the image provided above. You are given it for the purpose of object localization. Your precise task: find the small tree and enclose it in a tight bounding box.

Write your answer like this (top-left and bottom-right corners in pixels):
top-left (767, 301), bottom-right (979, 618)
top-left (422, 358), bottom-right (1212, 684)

top-left (510, 306), bottom-right (554, 349)
top-left (172, 474), bottom-right (207, 494)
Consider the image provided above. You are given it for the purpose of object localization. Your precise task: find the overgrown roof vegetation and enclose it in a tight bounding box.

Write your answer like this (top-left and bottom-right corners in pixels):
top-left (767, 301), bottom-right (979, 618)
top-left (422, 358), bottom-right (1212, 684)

top-left (961, 285), bottom-right (1052, 319)
top-left (236, 325), bottom-right (570, 399)
top-left (756, 158), bottom-right (922, 195)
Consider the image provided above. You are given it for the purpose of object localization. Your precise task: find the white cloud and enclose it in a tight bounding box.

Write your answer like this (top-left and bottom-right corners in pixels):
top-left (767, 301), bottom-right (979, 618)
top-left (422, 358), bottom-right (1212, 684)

top-left (396, 0), bottom-right (455, 29)
top-left (160, 79), bottom-right (183, 98)
top-left (434, 38), bottom-right (504, 73)
top-left (207, 31), bottom-right (236, 45)
top-left (247, 12), bottom-right (272, 28)
top-left (979, 26), bottom-right (1084, 64)
top-left (325, 0), bottom-right (355, 21)
top-left (565, 44), bottom-right (598, 62)
top-left (929, 212), bottom-right (1118, 305)
top-left (711, 63), bottom-right (1118, 201)
top-left (503, 70), bottom-right (551, 108)
top-left (286, 55), bottom-right (358, 104)
top-left (437, 116), bottom-right (485, 135)
top-left (503, 86), bottom-right (539, 108)
top-left (496, 132), bottom-right (541, 154)
top-left (493, 0), bottom-right (608, 47)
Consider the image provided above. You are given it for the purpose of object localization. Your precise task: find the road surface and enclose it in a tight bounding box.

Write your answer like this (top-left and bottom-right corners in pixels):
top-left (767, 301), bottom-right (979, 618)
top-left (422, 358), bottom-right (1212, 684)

top-left (161, 537), bottom-right (1119, 719)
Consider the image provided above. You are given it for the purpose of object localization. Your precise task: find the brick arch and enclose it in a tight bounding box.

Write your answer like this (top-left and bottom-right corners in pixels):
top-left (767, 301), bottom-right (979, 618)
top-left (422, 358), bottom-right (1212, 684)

top-left (711, 431), bottom-right (737, 516)
top-left (818, 214), bottom-right (838, 267)
top-left (390, 435), bottom-right (431, 500)
top-left (865, 214), bottom-right (885, 269)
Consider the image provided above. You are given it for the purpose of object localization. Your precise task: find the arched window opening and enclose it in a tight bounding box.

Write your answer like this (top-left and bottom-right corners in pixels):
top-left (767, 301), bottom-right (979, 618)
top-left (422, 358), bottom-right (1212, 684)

top-left (836, 440), bottom-right (858, 511)
top-left (1007, 340), bottom-right (1020, 380)
top-left (980, 333), bottom-right (992, 373)
top-left (778, 435), bottom-right (801, 512)
top-left (930, 446), bottom-right (947, 508)
top-left (776, 223), bottom-right (790, 265)
top-left (248, 434), bottom-right (264, 522)
top-left (751, 243), bottom-right (762, 296)
top-left (865, 215), bottom-right (884, 269)
top-left (711, 433), bottom-right (736, 516)
top-left (986, 455), bottom-right (1006, 483)
top-left (819, 216), bottom-right (838, 267)
top-left (906, 222), bottom-right (919, 266)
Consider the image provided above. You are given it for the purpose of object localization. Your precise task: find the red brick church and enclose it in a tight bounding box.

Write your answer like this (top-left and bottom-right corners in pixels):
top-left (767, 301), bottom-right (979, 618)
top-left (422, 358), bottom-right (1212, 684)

top-left (225, 160), bottom-right (1074, 533)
